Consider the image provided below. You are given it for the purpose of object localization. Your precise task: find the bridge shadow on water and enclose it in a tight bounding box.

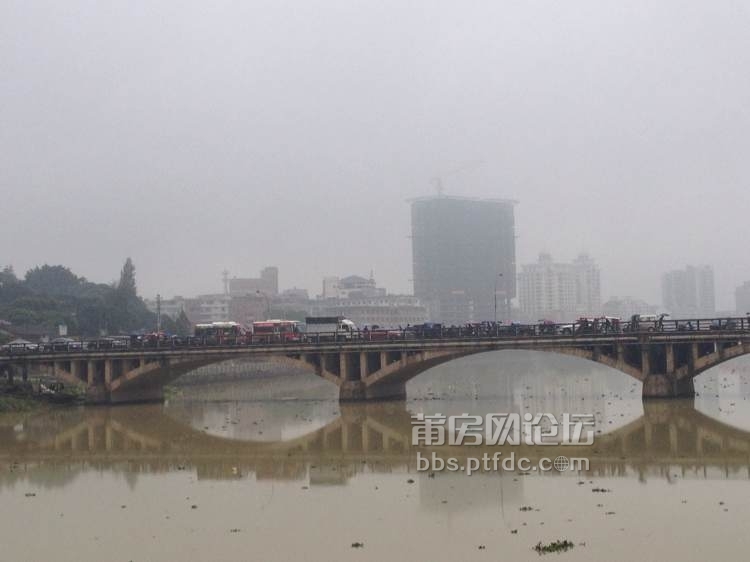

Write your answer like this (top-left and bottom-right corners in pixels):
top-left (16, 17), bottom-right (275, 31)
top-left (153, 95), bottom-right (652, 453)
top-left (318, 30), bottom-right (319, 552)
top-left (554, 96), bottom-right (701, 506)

top-left (2, 395), bottom-right (750, 489)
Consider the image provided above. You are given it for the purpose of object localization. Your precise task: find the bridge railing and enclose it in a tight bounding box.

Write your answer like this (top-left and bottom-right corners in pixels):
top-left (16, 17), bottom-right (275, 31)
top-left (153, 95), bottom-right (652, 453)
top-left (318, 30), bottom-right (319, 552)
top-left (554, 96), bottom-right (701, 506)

top-left (3, 316), bottom-right (750, 356)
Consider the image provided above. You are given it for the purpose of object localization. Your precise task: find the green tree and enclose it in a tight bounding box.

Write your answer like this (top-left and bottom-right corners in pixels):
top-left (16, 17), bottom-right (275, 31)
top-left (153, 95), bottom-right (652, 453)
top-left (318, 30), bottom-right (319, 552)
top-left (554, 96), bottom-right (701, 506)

top-left (0, 266), bottom-right (18, 289)
top-left (175, 309), bottom-right (192, 336)
top-left (0, 266), bottom-right (31, 309)
top-left (118, 258), bottom-right (137, 297)
top-left (25, 265), bottom-right (84, 296)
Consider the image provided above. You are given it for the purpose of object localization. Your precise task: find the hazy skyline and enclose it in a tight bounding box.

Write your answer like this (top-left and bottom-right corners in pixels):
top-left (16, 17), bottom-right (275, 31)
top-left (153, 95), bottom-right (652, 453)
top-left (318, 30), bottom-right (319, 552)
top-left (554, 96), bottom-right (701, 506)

top-left (2, 1), bottom-right (749, 309)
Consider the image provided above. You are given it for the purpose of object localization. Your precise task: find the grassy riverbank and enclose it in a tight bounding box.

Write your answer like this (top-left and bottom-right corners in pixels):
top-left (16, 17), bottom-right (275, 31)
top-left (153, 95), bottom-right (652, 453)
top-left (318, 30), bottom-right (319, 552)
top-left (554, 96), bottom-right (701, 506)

top-left (0, 381), bottom-right (82, 412)
top-left (0, 394), bottom-right (43, 412)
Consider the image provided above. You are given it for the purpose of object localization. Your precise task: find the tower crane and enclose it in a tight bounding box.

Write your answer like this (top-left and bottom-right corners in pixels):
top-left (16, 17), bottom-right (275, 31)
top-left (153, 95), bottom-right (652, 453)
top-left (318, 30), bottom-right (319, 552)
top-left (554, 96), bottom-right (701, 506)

top-left (430, 159), bottom-right (485, 196)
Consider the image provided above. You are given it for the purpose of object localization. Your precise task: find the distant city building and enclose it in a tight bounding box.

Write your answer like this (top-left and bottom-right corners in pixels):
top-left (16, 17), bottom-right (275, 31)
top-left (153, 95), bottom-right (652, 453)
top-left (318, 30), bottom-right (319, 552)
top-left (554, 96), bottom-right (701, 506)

top-left (661, 265), bottom-right (715, 318)
top-left (149, 293), bottom-right (271, 326)
top-left (270, 288), bottom-right (314, 320)
top-left (145, 296), bottom-right (188, 320)
top-left (321, 276), bottom-right (340, 299)
top-left (319, 274), bottom-right (385, 300)
top-left (280, 287), bottom-right (310, 301)
top-left (602, 296), bottom-right (657, 319)
top-left (735, 281), bottom-right (750, 315)
top-left (572, 254), bottom-right (601, 315)
top-left (228, 266), bottom-right (279, 297)
top-left (184, 294), bottom-right (230, 324)
top-left (518, 253), bottom-right (601, 322)
top-left (313, 295), bottom-right (427, 328)
top-left (315, 273), bottom-right (426, 327)
top-left (411, 196), bottom-right (517, 325)
top-left (228, 294), bottom-right (268, 325)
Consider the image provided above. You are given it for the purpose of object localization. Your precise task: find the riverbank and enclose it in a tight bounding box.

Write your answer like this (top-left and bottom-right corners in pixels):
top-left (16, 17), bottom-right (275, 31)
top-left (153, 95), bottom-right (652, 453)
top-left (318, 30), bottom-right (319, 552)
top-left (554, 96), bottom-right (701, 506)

top-left (0, 381), bottom-right (81, 412)
top-left (0, 394), bottom-right (42, 412)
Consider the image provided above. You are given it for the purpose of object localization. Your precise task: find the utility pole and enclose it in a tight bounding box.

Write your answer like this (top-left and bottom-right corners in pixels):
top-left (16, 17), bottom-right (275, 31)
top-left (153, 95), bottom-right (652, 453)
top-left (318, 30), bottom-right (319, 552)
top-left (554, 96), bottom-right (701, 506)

top-left (156, 293), bottom-right (161, 333)
top-left (222, 269), bottom-right (230, 295)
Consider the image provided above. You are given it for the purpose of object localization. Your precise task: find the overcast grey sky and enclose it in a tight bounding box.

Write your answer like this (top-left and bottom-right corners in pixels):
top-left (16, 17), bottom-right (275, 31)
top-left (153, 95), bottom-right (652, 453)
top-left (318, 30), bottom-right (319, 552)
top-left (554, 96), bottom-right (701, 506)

top-left (2, 1), bottom-right (749, 309)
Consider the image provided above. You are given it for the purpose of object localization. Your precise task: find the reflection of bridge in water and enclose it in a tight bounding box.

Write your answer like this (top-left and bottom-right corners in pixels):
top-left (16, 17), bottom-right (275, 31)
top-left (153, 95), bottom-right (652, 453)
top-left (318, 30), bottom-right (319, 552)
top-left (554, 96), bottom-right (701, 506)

top-left (3, 401), bottom-right (750, 484)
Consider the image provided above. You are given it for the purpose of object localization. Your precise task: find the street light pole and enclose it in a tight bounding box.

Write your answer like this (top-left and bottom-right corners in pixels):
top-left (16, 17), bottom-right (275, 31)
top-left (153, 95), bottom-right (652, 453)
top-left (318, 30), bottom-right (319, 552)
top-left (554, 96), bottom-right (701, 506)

top-left (494, 273), bottom-right (503, 324)
top-left (156, 293), bottom-right (161, 349)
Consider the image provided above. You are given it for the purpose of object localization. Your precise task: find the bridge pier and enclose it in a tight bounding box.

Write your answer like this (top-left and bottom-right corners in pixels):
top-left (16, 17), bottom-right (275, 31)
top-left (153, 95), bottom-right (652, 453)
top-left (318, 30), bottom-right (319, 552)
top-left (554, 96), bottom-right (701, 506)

top-left (1, 364), bottom-right (29, 384)
top-left (2, 364), bottom-right (13, 384)
top-left (642, 373), bottom-right (695, 400)
top-left (339, 380), bottom-right (406, 402)
top-left (107, 384), bottom-right (165, 404)
top-left (85, 386), bottom-right (109, 404)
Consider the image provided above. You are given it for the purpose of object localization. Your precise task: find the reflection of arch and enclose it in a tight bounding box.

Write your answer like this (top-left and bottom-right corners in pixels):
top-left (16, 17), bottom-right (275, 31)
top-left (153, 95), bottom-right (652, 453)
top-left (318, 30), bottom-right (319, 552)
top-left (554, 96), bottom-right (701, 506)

top-left (5, 400), bottom-right (750, 480)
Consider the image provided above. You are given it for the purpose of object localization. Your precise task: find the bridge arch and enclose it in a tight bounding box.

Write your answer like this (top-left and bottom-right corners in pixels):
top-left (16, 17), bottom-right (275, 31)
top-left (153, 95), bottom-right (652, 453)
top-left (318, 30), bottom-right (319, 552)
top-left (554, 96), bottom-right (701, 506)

top-left (10, 333), bottom-right (750, 403)
top-left (362, 346), bottom-right (645, 389)
top-left (351, 345), bottom-right (646, 401)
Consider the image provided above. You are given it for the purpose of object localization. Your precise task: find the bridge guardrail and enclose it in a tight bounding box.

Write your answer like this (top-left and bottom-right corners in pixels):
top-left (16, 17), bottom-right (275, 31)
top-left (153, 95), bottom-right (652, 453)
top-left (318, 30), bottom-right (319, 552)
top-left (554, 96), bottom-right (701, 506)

top-left (2, 316), bottom-right (750, 358)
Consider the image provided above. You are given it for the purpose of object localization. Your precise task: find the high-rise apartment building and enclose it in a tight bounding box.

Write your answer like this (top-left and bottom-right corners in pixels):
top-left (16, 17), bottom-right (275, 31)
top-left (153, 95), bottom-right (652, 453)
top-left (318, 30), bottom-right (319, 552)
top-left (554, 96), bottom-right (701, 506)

top-left (410, 196), bottom-right (517, 325)
top-left (661, 265), bottom-right (715, 318)
top-left (518, 253), bottom-right (601, 322)
top-left (736, 281), bottom-right (750, 315)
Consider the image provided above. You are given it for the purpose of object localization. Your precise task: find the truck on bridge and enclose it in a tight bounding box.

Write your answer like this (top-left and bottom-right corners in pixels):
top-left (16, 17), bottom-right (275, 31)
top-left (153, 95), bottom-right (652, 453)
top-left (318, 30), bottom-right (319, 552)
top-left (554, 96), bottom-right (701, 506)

top-left (304, 316), bottom-right (358, 341)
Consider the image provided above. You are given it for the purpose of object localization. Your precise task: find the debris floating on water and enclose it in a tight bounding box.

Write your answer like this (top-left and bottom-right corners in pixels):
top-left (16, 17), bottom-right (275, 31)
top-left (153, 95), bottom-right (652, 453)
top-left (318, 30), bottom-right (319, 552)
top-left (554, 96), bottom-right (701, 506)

top-left (533, 539), bottom-right (575, 554)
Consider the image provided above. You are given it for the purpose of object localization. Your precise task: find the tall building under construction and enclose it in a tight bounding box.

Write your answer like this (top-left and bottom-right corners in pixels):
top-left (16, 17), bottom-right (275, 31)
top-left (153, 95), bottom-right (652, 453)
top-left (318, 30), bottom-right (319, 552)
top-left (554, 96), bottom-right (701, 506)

top-left (410, 196), bottom-right (517, 325)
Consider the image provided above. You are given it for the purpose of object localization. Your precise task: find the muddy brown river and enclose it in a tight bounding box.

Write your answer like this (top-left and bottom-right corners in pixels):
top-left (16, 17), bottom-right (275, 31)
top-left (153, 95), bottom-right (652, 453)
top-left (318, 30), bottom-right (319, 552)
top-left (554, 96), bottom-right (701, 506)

top-left (2, 351), bottom-right (750, 561)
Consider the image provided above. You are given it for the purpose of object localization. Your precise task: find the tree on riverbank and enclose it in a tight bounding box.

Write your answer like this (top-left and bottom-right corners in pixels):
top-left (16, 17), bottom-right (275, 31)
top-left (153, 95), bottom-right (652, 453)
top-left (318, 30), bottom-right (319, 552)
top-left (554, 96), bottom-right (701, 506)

top-left (0, 260), bottom-right (156, 337)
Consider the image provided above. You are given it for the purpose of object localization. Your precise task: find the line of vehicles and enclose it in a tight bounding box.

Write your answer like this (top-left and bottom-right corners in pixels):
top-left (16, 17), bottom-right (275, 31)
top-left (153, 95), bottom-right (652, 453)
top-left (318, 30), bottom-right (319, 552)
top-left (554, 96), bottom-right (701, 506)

top-left (2, 314), bottom-right (749, 354)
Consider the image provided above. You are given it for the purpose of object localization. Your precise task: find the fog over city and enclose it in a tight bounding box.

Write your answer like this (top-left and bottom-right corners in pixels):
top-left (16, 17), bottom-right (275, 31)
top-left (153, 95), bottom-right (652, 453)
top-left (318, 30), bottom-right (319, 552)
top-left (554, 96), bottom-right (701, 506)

top-left (2, 1), bottom-right (749, 308)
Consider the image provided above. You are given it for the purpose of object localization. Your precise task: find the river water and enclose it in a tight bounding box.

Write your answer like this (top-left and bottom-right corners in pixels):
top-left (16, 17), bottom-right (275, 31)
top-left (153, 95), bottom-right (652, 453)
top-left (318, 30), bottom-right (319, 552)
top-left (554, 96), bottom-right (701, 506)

top-left (3, 350), bottom-right (750, 561)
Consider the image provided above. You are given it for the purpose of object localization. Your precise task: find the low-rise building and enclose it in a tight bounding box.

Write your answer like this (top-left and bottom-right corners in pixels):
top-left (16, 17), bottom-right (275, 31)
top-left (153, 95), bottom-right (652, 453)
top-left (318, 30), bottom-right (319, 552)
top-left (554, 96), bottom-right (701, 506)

top-left (319, 274), bottom-right (385, 300)
top-left (602, 296), bottom-right (657, 319)
top-left (315, 273), bottom-right (426, 327)
top-left (228, 266), bottom-right (279, 297)
top-left (145, 296), bottom-right (188, 320)
top-left (312, 295), bottom-right (427, 328)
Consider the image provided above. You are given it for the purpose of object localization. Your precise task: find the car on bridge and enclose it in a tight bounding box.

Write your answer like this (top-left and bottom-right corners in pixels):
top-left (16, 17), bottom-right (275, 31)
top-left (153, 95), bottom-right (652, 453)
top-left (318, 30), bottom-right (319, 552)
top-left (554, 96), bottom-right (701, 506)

top-left (42, 337), bottom-right (82, 352)
top-left (411, 322), bottom-right (443, 338)
top-left (711, 318), bottom-right (739, 330)
top-left (537, 320), bottom-right (559, 336)
top-left (86, 337), bottom-right (129, 350)
top-left (625, 313), bottom-right (668, 332)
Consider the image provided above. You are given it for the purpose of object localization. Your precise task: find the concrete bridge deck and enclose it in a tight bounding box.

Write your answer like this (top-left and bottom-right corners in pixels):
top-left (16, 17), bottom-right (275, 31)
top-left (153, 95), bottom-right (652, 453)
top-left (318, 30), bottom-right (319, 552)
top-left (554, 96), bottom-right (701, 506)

top-left (2, 330), bottom-right (750, 403)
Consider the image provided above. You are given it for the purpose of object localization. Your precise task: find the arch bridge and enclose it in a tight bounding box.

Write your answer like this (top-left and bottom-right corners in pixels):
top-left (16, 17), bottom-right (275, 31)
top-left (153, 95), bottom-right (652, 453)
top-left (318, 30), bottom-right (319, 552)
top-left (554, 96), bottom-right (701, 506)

top-left (2, 331), bottom-right (750, 403)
